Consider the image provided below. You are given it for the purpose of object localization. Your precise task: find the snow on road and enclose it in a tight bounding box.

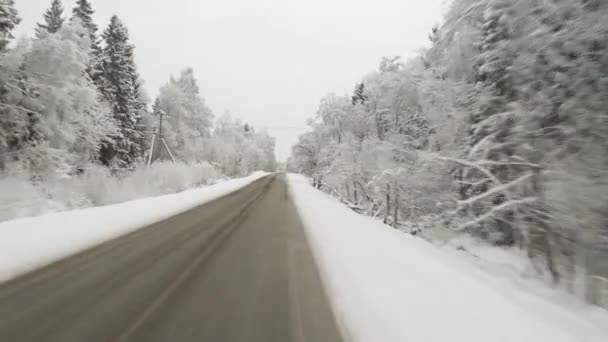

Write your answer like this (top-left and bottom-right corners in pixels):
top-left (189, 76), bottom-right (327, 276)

top-left (0, 172), bottom-right (269, 283)
top-left (287, 174), bottom-right (608, 342)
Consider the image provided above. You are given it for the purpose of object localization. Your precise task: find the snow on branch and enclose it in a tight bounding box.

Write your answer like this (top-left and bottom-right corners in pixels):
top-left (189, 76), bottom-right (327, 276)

top-left (319, 180), bottom-right (361, 211)
top-left (454, 197), bottom-right (539, 231)
top-left (428, 153), bottom-right (501, 185)
top-left (458, 173), bottom-right (533, 206)
top-left (475, 160), bottom-right (542, 169)
top-left (0, 102), bottom-right (41, 116)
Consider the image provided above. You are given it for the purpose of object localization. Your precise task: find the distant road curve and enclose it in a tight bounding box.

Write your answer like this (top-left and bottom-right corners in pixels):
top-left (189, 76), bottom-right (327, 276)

top-left (0, 174), bottom-right (343, 342)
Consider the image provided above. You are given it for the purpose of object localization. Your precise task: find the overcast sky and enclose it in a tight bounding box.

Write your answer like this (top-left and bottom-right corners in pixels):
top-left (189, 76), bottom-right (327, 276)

top-left (15, 0), bottom-right (446, 161)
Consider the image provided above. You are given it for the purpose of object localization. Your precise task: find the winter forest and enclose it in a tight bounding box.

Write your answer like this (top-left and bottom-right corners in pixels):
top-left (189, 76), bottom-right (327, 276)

top-left (1, 0), bottom-right (607, 309)
top-left (0, 0), bottom-right (276, 220)
top-left (288, 0), bottom-right (608, 305)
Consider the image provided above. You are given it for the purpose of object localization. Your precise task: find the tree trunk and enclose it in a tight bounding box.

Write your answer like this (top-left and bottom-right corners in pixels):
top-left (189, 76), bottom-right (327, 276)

top-left (544, 228), bottom-right (561, 284)
top-left (0, 148), bottom-right (5, 171)
top-left (384, 183), bottom-right (391, 224)
top-left (531, 169), bottom-right (560, 284)
top-left (457, 168), bottom-right (467, 201)
top-left (395, 109), bottom-right (399, 131)
top-left (345, 182), bottom-right (351, 202)
top-left (393, 190), bottom-right (399, 228)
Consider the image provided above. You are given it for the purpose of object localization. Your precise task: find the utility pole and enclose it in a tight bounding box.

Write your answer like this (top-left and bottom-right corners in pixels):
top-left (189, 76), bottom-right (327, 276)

top-left (158, 106), bottom-right (163, 138)
top-left (146, 107), bottom-right (176, 168)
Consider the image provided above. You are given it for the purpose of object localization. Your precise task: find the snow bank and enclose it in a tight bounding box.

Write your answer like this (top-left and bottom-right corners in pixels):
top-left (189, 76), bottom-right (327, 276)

top-left (0, 172), bottom-right (269, 283)
top-left (287, 174), bottom-right (608, 342)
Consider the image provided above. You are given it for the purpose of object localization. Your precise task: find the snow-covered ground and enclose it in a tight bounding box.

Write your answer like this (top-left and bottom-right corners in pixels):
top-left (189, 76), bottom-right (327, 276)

top-left (287, 173), bottom-right (608, 342)
top-left (0, 172), bottom-right (269, 283)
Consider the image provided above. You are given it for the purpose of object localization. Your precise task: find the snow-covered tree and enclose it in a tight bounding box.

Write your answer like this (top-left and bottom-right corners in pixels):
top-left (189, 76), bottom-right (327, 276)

top-left (156, 68), bottom-right (213, 162)
top-left (291, 130), bottom-right (324, 183)
top-left (204, 112), bottom-right (275, 176)
top-left (0, 0), bottom-right (20, 52)
top-left (71, 0), bottom-right (101, 84)
top-left (1, 20), bottom-right (116, 174)
top-left (35, 0), bottom-right (65, 38)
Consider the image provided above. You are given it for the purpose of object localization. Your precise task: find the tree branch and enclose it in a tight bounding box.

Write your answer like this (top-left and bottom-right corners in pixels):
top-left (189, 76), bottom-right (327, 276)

top-left (459, 173), bottom-right (533, 206)
top-left (454, 197), bottom-right (539, 231)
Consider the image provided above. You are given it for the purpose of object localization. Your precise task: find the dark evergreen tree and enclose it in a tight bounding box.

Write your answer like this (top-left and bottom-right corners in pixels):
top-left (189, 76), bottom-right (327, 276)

top-left (0, 0), bottom-right (20, 52)
top-left (35, 0), bottom-right (65, 37)
top-left (71, 0), bottom-right (96, 38)
top-left (0, 62), bottom-right (44, 170)
top-left (98, 15), bottom-right (144, 167)
top-left (465, 0), bottom-right (520, 245)
top-left (471, 0), bottom-right (517, 147)
top-left (129, 60), bottom-right (148, 153)
top-left (351, 82), bottom-right (367, 105)
top-left (71, 0), bottom-right (102, 84)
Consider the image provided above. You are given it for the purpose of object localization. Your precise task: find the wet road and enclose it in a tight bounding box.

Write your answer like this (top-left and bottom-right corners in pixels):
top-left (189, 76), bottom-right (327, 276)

top-left (0, 174), bottom-right (343, 342)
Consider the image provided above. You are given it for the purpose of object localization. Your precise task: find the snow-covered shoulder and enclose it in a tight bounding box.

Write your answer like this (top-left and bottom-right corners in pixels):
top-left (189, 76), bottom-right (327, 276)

top-left (0, 172), bottom-right (270, 284)
top-left (287, 174), bottom-right (608, 342)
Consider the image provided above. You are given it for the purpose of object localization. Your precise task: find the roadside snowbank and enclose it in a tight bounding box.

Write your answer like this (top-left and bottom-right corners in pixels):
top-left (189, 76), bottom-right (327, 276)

top-left (0, 172), bottom-right (269, 283)
top-left (287, 174), bottom-right (608, 342)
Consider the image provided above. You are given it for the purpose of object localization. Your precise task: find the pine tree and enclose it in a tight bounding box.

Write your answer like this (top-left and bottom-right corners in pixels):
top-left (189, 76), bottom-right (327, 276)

top-left (129, 61), bottom-right (148, 154)
top-left (351, 82), bottom-right (367, 105)
top-left (465, 0), bottom-right (521, 245)
top-left (471, 0), bottom-right (514, 144)
top-left (35, 0), bottom-right (65, 37)
top-left (71, 0), bottom-right (102, 84)
top-left (0, 62), bottom-right (43, 170)
top-left (0, 0), bottom-right (20, 52)
top-left (71, 0), bottom-right (96, 38)
top-left (98, 15), bottom-right (144, 167)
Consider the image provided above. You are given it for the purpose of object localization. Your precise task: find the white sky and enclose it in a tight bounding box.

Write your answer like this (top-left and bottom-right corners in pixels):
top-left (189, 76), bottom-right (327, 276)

top-left (15, 0), bottom-right (446, 161)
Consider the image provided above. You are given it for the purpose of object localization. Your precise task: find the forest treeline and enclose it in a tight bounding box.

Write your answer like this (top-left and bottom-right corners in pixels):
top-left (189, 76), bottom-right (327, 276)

top-left (288, 0), bottom-right (607, 305)
top-left (0, 0), bottom-right (276, 174)
top-left (0, 0), bottom-right (276, 219)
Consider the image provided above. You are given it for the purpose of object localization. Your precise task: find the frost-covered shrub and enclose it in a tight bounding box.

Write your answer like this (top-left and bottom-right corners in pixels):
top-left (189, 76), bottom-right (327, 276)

top-left (0, 176), bottom-right (50, 221)
top-left (0, 162), bottom-right (221, 223)
top-left (115, 162), bottom-right (219, 202)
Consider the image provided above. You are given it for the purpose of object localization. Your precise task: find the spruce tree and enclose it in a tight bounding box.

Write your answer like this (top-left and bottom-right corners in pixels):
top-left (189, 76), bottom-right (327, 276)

top-left (71, 0), bottom-right (96, 38)
top-left (98, 15), bottom-right (144, 167)
top-left (466, 0), bottom-right (520, 245)
top-left (471, 0), bottom-right (517, 147)
top-left (35, 0), bottom-right (65, 37)
top-left (71, 0), bottom-right (102, 85)
top-left (351, 82), bottom-right (366, 105)
top-left (0, 0), bottom-right (20, 52)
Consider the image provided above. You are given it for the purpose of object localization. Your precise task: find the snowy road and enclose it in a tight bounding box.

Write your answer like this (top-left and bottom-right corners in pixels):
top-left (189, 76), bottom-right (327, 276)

top-left (0, 174), bottom-right (343, 342)
top-left (1, 173), bottom-right (607, 342)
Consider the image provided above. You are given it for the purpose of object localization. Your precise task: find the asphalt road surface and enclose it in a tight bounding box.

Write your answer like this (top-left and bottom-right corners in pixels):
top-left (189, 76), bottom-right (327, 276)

top-left (0, 174), bottom-right (343, 342)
